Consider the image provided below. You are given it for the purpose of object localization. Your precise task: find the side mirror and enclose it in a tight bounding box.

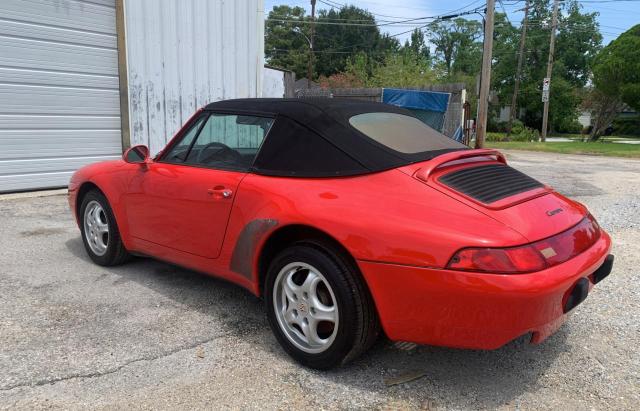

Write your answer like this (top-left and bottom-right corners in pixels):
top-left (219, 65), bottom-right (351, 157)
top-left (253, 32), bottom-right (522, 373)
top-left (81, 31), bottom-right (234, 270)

top-left (123, 145), bottom-right (150, 164)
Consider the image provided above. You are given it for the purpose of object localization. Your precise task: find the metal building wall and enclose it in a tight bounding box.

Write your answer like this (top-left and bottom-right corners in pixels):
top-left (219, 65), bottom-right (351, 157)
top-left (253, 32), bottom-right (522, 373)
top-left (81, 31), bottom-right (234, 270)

top-left (124, 0), bottom-right (265, 155)
top-left (0, 0), bottom-right (121, 192)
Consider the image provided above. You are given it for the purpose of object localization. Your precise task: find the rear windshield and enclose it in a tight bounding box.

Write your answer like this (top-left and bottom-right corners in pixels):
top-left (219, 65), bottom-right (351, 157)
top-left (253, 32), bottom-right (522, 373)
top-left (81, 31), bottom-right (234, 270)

top-left (349, 112), bottom-right (466, 154)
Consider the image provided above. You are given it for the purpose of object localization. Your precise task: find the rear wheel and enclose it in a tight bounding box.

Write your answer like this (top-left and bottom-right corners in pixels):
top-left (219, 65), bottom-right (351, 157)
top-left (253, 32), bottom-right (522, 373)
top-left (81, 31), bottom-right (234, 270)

top-left (265, 242), bottom-right (379, 369)
top-left (79, 190), bottom-right (130, 266)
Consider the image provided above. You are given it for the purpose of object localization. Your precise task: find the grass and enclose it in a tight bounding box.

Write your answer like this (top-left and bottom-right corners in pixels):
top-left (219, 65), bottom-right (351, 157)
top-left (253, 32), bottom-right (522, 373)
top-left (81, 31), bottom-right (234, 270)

top-left (487, 132), bottom-right (640, 142)
top-left (486, 141), bottom-right (640, 158)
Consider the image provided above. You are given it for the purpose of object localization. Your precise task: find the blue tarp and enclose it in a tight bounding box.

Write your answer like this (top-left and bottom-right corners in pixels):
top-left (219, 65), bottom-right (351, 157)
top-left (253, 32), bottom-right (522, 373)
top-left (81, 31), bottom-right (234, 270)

top-left (452, 125), bottom-right (464, 142)
top-left (382, 88), bottom-right (450, 113)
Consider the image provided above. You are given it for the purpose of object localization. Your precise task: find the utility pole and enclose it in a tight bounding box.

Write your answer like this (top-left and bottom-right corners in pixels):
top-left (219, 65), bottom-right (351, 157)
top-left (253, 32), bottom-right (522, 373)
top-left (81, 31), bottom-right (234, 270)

top-left (541, 0), bottom-right (559, 141)
top-left (307, 0), bottom-right (316, 89)
top-left (475, 0), bottom-right (496, 149)
top-left (506, 0), bottom-right (529, 137)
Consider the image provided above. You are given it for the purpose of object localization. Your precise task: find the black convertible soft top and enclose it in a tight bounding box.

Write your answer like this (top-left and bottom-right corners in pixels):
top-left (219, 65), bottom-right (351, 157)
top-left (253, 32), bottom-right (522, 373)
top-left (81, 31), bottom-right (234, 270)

top-left (204, 98), bottom-right (467, 177)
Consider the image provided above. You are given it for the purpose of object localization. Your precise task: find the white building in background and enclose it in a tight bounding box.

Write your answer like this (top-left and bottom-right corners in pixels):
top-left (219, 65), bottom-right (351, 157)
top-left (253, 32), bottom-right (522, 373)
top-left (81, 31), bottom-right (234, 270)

top-left (578, 111), bottom-right (592, 128)
top-left (263, 66), bottom-right (295, 99)
top-left (0, 0), bottom-right (268, 192)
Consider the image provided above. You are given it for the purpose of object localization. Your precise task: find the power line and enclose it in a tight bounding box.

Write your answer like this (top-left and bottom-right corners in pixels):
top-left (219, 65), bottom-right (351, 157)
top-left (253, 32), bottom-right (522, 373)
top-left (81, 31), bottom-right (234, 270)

top-left (575, 0), bottom-right (640, 3)
top-left (498, 0), bottom-right (513, 25)
top-left (267, 0), bottom-right (627, 60)
top-left (266, 18), bottom-right (435, 27)
top-left (316, 0), bottom-right (430, 20)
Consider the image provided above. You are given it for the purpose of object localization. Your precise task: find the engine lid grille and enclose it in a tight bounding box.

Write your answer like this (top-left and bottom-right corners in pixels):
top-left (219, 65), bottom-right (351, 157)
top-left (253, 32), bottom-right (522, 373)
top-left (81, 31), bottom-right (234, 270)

top-left (438, 164), bottom-right (544, 204)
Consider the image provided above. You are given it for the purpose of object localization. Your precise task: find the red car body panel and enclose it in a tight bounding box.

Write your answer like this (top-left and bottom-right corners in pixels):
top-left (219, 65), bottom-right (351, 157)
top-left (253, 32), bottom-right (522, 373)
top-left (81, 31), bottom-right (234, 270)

top-left (68, 118), bottom-right (612, 350)
top-left (124, 163), bottom-right (243, 259)
top-left (361, 231), bottom-right (610, 349)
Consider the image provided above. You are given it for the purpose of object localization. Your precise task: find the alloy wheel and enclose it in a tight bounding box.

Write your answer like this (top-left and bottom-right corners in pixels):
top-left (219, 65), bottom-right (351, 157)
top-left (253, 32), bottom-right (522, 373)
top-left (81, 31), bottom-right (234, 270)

top-left (83, 200), bottom-right (109, 256)
top-left (273, 262), bottom-right (339, 354)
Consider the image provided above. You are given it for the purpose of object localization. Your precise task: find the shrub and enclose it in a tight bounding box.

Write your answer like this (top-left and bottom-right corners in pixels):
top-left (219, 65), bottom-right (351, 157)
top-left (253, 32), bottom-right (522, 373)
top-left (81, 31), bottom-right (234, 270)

top-left (510, 119), bottom-right (525, 135)
top-left (556, 118), bottom-right (584, 134)
top-left (509, 126), bottom-right (539, 142)
top-left (525, 127), bottom-right (540, 142)
top-left (488, 119), bottom-right (508, 132)
top-left (612, 115), bottom-right (640, 136)
top-left (486, 132), bottom-right (506, 142)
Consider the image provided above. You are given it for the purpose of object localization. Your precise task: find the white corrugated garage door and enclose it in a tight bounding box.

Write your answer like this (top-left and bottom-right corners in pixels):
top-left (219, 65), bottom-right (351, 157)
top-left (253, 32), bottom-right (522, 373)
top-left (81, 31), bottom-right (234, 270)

top-left (0, 0), bottom-right (121, 192)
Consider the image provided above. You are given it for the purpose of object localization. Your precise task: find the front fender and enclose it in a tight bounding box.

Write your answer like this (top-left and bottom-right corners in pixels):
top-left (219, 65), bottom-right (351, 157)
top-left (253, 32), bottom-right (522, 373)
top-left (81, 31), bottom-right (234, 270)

top-left (69, 160), bottom-right (137, 248)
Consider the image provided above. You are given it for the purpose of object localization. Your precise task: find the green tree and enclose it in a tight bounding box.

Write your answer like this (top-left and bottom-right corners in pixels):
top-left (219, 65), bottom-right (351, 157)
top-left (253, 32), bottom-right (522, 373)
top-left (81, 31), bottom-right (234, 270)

top-left (264, 4), bottom-right (399, 80)
top-left (344, 51), bottom-right (370, 84)
top-left (368, 53), bottom-right (434, 88)
top-left (556, 1), bottom-right (602, 87)
top-left (490, 13), bottom-right (520, 120)
top-left (403, 28), bottom-right (430, 61)
top-left (589, 24), bottom-right (640, 139)
top-left (264, 6), bottom-right (311, 79)
top-left (428, 18), bottom-right (483, 78)
top-left (313, 6), bottom-right (399, 77)
top-left (593, 24), bottom-right (640, 111)
top-left (491, 0), bottom-right (602, 132)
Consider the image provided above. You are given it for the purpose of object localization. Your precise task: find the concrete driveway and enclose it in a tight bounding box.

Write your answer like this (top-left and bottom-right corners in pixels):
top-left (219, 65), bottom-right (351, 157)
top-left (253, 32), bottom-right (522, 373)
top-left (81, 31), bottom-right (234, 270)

top-left (1, 150), bottom-right (638, 410)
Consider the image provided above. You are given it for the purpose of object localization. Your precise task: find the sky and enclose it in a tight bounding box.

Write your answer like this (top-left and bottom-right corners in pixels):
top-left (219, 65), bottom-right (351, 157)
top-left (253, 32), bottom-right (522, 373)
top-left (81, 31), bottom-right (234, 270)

top-left (264, 0), bottom-right (639, 46)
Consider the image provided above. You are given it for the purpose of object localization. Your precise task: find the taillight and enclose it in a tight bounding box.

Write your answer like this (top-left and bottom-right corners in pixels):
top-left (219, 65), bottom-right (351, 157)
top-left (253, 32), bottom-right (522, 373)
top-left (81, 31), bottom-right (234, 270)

top-left (531, 214), bottom-right (600, 267)
top-left (447, 215), bottom-right (601, 274)
top-left (448, 245), bottom-right (547, 273)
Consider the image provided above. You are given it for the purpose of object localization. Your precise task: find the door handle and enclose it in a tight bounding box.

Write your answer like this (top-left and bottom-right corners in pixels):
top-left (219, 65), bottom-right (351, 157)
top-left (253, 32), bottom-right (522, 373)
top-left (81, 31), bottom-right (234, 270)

top-left (207, 186), bottom-right (233, 199)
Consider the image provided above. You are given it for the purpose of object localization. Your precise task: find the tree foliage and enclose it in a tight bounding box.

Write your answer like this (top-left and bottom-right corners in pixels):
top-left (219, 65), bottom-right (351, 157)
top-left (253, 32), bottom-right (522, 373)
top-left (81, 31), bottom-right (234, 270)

top-left (557, 1), bottom-right (603, 87)
top-left (264, 5), bottom-right (399, 80)
top-left (592, 24), bottom-right (640, 111)
top-left (404, 28), bottom-right (430, 61)
top-left (314, 6), bottom-right (400, 77)
top-left (264, 6), bottom-right (310, 80)
top-left (490, 0), bottom-right (601, 132)
top-left (588, 24), bottom-right (640, 139)
top-left (428, 18), bottom-right (483, 78)
top-left (367, 52), bottom-right (434, 88)
top-left (265, 1), bottom-right (607, 136)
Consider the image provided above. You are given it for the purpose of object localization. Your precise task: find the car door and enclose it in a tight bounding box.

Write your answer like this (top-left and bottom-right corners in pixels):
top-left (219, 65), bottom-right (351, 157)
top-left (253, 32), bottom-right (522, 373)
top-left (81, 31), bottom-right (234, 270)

top-left (125, 112), bottom-right (274, 259)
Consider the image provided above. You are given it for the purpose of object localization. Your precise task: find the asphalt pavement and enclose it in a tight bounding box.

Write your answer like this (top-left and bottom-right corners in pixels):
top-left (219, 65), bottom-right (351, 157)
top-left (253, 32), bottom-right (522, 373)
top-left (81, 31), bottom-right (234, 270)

top-left (0, 150), bottom-right (638, 410)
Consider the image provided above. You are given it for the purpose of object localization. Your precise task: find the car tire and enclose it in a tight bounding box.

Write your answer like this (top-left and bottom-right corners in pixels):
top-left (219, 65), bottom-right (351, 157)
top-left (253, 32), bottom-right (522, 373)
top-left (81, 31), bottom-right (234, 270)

top-left (265, 241), bottom-right (379, 369)
top-left (79, 190), bottom-right (130, 266)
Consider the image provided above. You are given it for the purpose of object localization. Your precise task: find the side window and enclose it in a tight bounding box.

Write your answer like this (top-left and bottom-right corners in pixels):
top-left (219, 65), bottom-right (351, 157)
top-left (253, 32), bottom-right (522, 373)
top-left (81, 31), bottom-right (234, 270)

top-left (183, 114), bottom-right (273, 171)
top-left (163, 116), bottom-right (205, 163)
top-left (253, 117), bottom-right (368, 176)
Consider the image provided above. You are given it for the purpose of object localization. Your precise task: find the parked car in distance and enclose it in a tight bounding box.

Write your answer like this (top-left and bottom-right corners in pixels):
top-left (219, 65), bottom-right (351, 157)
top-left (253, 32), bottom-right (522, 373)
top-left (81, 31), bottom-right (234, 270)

top-left (68, 99), bottom-right (613, 369)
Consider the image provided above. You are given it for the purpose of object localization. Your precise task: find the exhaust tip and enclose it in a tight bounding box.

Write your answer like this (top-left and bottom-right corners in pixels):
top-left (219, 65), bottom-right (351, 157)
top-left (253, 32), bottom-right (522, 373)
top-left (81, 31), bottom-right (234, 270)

top-left (563, 277), bottom-right (589, 313)
top-left (592, 254), bottom-right (614, 285)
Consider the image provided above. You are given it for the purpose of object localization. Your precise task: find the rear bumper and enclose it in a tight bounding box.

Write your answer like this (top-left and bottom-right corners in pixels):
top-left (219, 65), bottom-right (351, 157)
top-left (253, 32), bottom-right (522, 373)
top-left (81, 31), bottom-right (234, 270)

top-left (359, 231), bottom-right (612, 349)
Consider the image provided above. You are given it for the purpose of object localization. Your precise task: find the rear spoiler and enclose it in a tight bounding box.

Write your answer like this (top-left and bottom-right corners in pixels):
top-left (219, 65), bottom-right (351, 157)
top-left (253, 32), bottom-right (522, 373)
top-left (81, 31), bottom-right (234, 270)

top-left (415, 149), bottom-right (506, 182)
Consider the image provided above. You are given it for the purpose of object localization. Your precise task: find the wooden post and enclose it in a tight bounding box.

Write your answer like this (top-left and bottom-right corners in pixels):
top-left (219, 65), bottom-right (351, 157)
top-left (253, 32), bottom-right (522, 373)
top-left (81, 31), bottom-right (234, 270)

top-left (476, 0), bottom-right (496, 149)
top-left (307, 0), bottom-right (316, 89)
top-left (507, 0), bottom-right (529, 137)
top-left (541, 0), bottom-right (560, 141)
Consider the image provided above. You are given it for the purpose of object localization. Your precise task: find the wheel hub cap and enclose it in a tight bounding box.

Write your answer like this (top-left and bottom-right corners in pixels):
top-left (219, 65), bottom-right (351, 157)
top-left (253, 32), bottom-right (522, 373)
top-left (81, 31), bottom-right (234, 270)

top-left (297, 302), bottom-right (308, 314)
top-left (83, 200), bottom-right (109, 256)
top-left (273, 262), bottom-right (339, 354)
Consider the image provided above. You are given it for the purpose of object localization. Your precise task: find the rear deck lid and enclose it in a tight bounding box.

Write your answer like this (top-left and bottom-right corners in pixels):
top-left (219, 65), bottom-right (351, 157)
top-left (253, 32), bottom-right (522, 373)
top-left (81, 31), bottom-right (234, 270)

top-left (438, 163), bottom-right (544, 204)
top-left (405, 149), bottom-right (587, 242)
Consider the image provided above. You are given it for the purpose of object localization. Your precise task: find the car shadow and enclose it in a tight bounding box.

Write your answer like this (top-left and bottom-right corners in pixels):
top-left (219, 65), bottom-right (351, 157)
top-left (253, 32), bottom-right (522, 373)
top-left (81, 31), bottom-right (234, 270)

top-left (65, 237), bottom-right (566, 409)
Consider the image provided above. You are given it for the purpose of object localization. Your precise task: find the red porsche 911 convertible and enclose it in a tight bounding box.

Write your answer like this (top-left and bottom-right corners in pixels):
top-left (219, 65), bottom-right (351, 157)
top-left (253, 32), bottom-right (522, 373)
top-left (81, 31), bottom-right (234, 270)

top-left (68, 99), bottom-right (613, 369)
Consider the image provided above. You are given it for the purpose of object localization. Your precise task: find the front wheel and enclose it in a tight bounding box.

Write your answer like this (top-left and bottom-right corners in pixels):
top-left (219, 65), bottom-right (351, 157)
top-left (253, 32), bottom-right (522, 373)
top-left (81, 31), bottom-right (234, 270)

top-left (265, 242), bottom-right (379, 369)
top-left (79, 190), bottom-right (130, 266)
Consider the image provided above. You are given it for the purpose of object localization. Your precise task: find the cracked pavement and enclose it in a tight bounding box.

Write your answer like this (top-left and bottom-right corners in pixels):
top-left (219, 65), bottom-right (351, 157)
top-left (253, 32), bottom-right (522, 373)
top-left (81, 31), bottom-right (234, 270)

top-left (0, 150), bottom-right (638, 409)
